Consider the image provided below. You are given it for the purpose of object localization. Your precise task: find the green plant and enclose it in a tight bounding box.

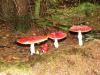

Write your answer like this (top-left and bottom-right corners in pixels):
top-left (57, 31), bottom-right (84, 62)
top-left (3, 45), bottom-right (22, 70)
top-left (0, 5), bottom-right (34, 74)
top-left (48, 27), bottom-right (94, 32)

top-left (84, 30), bottom-right (100, 41)
top-left (15, 15), bottom-right (31, 32)
top-left (58, 25), bottom-right (70, 31)
top-left (34, 18), bottom-right (54, 28)
top-left (73, 2), bottom-right (100, 16)
top-left (46, 21), bottom-right (53, 27)
top-left (46, 8), bottom-right (74, 26)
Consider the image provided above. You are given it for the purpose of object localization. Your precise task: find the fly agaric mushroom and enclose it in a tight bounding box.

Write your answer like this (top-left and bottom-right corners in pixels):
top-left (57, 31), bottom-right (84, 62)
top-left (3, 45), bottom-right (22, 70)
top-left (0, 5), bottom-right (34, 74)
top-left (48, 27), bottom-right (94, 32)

top-left (48, 32), bottom-right (66, 48)
top-left (69, 25), bottom-right (92, 46)
top-left (40, 43), bottom-right (48, 53)
top-left (17, 36), bottom-right (48, 55)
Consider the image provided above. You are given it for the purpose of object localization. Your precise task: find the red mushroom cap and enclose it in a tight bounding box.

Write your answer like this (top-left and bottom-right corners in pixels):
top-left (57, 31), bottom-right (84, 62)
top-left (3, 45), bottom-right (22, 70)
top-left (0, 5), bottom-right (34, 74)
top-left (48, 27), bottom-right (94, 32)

top-left (48, 32), bottom-right (66, 40)
top-left (17, 36), bottom-right (48, 44)
top-left (69, 25), bottom-right (92, 32)
top-left (40, 43), bottom-right (48, 53)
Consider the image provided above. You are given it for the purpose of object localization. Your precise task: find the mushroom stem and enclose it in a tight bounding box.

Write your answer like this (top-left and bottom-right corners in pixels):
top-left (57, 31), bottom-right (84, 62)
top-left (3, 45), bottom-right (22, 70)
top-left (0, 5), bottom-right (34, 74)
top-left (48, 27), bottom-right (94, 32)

top-left (54, 39), bottom-right (59, 48)
top-left (78, 31), bottom-right (83, 46)
top-left (30, 43), bottom-right (35, 55)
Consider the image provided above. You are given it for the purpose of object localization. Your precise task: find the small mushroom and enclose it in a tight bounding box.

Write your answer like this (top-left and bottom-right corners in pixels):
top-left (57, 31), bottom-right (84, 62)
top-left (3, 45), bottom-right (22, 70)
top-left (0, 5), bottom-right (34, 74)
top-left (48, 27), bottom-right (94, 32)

top-left (69, 25), bottom-right (92, 46)
top-left (17, 36), bottom-right (48, 55)
top-left (48, 32), bottom-right (66, 48)
top-left (40, 43), bottom-right (49, 53)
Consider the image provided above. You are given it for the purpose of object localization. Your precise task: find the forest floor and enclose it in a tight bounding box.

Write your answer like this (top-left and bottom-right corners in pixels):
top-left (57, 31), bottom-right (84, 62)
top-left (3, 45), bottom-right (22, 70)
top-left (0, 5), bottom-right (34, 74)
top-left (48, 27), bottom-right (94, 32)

top-left (0, 8), bottom-right (100, 75)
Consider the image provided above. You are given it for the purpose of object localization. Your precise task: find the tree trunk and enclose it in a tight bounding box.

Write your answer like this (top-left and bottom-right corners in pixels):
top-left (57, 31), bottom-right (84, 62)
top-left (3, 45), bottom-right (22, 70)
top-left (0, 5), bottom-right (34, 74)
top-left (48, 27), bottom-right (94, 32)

top-left (40, 0), bottom-right (47, 17)
top-left (13, 0), bottom-right (29, 16)
top-left (1, 0), bottom-right (16, 21)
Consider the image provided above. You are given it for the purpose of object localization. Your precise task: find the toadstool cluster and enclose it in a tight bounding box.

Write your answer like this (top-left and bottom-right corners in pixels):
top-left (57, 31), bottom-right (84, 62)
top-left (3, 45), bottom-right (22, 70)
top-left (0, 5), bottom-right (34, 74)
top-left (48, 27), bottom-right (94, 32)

top-left (17, 36), bottom-right (48, 55)
top-left (17, 31), bottom-right (67, 55)
top-left (17, 25), bottom-right (92, 55)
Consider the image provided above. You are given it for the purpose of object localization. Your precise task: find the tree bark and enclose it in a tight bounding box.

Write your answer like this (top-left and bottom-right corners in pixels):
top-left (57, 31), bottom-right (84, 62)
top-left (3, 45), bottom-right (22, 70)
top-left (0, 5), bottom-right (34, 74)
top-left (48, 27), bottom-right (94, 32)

top-left (13, 0), bottom-right (29, 16)
top-left (1, 0), bottom-right (16, 21)
top-left (40, 0), bottom-right (47, 17)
